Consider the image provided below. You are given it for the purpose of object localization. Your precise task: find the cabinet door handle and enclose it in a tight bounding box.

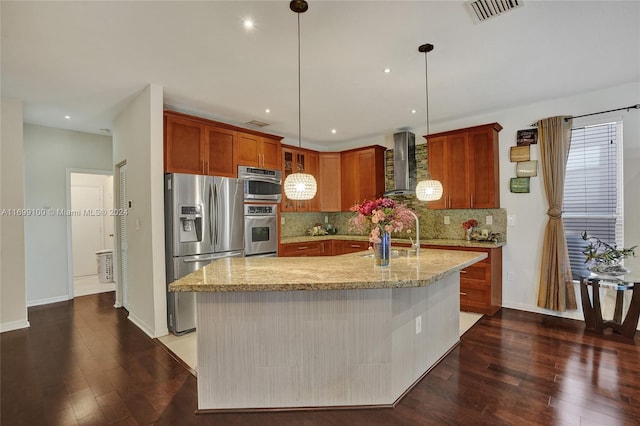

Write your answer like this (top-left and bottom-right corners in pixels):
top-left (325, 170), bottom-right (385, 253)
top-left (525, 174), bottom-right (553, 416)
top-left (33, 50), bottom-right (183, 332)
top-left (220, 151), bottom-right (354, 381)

top-left (460, 270), bottom-right (468, 274)
top-left (460, 292), bottom-right (467, 296)
top-left (297, 246), bottom-right (308, 250)
top-left (470, 194), bottom-right (474, 208)
top-left (350, 244), bottom-right (361, 248)
top-left (207, 161), bottom-right (210, 174)
top-left (202, 159), bottom-right (206, 173)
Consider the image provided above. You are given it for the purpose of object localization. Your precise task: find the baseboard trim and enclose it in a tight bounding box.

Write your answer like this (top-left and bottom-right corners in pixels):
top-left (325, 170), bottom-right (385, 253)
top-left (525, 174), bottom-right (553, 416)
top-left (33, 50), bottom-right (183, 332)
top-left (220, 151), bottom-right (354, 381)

top-left (27, 295), bottom-right (69, 307)
top-left (1, 319), bottom-right (30, 333)
top-left (127, 313), bottom-right (169, 339)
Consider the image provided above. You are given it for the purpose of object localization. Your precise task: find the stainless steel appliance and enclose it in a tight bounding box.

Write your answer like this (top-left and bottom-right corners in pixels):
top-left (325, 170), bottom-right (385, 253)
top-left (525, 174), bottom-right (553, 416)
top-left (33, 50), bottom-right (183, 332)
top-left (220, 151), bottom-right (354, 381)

top-left (165, 173), bottom-right (244, 334)
top-left (244, 204), bottom-right (278, 257)
top-left (238, 166), bottom-right (282, 202)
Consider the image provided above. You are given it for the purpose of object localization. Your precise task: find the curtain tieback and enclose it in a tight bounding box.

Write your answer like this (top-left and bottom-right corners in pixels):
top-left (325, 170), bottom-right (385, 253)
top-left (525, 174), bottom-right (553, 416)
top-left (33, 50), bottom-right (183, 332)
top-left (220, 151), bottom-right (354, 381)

top-left (547, 206), bottom-right (562, 218)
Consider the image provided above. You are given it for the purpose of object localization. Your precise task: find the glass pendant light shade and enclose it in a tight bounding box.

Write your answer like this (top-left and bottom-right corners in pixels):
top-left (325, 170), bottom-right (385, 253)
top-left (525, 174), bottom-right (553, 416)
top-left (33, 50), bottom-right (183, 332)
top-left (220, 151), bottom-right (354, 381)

top-left (416, 179), bottom-right (443, 201)
top-left (415, 43), bottom-right (443, 202)
top-left (284, 172), bottom-right (317, 200)
top-left (284, 0), bottom-right (316, 202)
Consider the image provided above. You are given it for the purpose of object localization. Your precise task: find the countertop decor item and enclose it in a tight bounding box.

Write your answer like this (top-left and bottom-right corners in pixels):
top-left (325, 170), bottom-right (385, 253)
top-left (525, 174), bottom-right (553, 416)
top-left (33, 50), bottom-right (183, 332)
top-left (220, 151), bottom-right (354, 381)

top-left (283, 0), bottom-right (317, 201)
top-left (462, 219), bottom-right (478, 241)
top-left (349, 198), bottom-right (416, 267)
top-left (581, 231), bottom-right (636, 276)
top-left (308, 223), bottom-right (328, 236)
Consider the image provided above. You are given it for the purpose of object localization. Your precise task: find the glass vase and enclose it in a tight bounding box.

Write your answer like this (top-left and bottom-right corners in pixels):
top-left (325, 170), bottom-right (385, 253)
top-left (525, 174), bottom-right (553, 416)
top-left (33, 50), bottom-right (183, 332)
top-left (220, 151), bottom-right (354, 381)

top-left (374, 232), bottom-right (391, 267)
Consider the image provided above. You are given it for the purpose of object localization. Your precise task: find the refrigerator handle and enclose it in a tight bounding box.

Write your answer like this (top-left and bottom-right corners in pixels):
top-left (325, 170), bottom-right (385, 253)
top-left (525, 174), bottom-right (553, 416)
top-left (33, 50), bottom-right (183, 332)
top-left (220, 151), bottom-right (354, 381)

top-left (213, 182), bottom-right (219, 247)
top-left (208, 184), bottom-right (214, 245)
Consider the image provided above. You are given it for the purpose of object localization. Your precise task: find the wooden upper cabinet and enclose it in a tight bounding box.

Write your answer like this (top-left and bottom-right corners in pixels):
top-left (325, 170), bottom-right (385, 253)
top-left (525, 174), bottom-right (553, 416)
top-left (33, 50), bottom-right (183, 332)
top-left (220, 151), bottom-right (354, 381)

top-left (468, 127), bottom-right (500, 208)
top-left (426, 123), bottom-right (501, 209)
top-left (305, 151), bottom-right (320, 212)
top-left (164, 111), bottom-right (283, 177)
top-left (237, 132), bottom-right (282, 169)
top-left (318, 152), bottom-right (341, 212)
top-left (164, 115), bottom-right (206, 174)
top-left (281, 146), bottom-right (319, 212)
top-left (205, 127), bottom-right (237, 177)
top-left (340, 145), bottom-right (386, 211)
top-left (261, 138), bottom-right (282, 170)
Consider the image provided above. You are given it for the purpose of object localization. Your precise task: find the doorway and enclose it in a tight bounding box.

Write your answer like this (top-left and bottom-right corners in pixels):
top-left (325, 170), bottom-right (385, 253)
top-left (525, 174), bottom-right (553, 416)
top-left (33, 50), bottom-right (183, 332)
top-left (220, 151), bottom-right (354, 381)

top-left (68, 171), bottom-right (114, 297)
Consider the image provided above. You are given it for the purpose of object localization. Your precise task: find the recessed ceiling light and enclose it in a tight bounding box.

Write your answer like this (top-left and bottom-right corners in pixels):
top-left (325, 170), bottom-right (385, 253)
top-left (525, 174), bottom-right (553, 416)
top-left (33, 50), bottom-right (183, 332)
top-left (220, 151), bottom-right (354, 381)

top-left (331, 129), bottom-right (337, 134)
top-left (384, 68), bottom-right (391, 74)
top-left (265, 108), bottom-right (270, 114)
top-left (64, 115), bottom-right (71, 120)
top-left (243, 18), bottom-right (254, 30)
top-left (411, 109), bottom-right (417, 114)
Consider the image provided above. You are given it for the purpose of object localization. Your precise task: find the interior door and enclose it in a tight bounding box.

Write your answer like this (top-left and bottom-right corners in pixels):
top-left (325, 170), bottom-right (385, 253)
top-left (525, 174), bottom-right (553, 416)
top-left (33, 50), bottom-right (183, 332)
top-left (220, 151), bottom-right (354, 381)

top-left (71, 184), bottom-right (103, 276)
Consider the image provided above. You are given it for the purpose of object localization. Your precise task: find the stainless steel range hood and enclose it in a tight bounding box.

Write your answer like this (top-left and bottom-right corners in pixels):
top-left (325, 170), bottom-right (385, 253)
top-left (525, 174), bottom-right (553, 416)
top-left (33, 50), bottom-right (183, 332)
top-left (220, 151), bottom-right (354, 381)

top-left (383, 131), bottom-right (417, 196)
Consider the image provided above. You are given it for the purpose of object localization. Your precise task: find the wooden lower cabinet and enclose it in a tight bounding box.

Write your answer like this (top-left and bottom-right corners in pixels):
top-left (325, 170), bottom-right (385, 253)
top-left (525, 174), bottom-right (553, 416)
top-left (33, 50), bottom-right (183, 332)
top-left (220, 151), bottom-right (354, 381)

top-left (279, 241), bottom-right (332, 257)
top-left (425, 245), bottom-right (502, 315)
top-left (333, 240), bottom-right (370, 255)
top-left (280, 239), bottom-right (371, 257)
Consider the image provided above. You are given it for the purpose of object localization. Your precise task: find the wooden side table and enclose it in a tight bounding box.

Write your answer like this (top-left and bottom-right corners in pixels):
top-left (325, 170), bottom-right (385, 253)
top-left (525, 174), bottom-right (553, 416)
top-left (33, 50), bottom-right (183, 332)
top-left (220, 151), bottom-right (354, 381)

top-left (579, 273), bottom-right (640, 341)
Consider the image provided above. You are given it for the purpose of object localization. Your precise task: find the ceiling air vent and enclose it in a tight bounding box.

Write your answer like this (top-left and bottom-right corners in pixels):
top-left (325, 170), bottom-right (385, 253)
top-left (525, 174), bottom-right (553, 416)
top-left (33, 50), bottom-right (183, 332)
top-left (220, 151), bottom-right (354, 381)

top-left (246, 120), bottom-right (270, 127)
top-left (467, 0), bottom-right (522, 23)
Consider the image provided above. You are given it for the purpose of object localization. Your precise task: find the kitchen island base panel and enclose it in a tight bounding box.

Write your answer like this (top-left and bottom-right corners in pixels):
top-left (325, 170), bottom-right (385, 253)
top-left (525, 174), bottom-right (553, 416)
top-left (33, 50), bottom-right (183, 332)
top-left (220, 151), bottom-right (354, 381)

top-left (196, 273), bottom-right (460, 411)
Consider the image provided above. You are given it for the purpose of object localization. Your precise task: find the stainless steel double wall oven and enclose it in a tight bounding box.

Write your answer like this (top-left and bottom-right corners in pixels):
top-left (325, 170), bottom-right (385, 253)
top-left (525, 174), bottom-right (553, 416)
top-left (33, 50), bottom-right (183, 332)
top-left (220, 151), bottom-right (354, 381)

top-left (239, 166), bottom-right (281, 257)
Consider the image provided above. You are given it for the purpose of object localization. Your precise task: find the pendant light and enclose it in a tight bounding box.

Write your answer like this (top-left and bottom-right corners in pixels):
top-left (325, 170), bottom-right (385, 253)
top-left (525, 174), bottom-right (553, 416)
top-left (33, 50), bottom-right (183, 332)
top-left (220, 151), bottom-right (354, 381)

top-left (415, 43), bottom-right (443, 202)
top-left (283, 0), bottom-right (317, 201)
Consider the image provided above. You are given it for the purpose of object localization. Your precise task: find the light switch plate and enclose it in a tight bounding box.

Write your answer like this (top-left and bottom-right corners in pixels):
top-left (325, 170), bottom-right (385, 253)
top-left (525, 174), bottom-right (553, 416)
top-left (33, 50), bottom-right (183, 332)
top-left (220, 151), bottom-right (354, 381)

top-left (486, 215), bottom-right (493, 225)
top-left (281, 217), bottom-right (286, 225)
top-left (444, 216), bottom-right (450, 225)
top-left (507, 215), bottom-right (516, 226)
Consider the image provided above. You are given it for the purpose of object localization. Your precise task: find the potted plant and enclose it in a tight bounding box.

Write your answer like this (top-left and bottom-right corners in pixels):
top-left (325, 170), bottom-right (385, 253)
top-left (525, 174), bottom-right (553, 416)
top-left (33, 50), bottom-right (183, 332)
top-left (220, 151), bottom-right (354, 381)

top-left (581, 231), bottom-right (636, 275)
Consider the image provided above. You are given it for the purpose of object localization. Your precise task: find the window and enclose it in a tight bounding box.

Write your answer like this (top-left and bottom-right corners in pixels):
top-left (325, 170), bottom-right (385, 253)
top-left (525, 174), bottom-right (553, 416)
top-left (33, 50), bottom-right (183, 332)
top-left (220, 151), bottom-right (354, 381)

top-left (563, 121), bottom-right (624, 279)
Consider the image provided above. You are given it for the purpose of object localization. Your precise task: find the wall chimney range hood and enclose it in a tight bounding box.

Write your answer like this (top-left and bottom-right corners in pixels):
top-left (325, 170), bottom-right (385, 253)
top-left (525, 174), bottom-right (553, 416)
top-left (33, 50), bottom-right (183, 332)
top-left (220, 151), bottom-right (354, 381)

top-left (383, 131), bottom-right (417, 196)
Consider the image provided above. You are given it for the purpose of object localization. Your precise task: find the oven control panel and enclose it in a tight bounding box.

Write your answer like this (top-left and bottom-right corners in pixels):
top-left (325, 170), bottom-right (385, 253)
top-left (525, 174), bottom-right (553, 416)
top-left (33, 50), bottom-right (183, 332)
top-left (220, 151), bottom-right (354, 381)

top-left (245, 204), bottom-right (277, 216)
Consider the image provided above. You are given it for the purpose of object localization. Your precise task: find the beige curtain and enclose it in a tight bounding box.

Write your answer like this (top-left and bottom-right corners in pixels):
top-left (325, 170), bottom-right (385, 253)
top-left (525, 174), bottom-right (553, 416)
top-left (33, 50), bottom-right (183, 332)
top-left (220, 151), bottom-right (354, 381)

top-left (537, 116), bottom-right (576, 311)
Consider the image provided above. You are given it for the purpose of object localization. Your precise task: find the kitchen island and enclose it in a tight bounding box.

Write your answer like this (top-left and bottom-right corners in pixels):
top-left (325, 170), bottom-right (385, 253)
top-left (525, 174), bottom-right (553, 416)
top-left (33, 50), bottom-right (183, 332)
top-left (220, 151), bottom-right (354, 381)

top-left (169, 248), bottom-right (486, 412)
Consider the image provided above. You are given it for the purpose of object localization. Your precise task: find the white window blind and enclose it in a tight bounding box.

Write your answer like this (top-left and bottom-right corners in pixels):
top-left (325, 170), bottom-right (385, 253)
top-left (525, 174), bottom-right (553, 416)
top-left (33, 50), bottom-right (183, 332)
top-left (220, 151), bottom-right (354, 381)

top-left (563, 121), bottom-right (623, 279)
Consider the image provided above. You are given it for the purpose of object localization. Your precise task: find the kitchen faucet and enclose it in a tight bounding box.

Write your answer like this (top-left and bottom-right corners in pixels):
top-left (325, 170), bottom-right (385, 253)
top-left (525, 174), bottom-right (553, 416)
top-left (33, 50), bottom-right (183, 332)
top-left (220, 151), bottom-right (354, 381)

top-left (408, 210), bottom-right (420, 255)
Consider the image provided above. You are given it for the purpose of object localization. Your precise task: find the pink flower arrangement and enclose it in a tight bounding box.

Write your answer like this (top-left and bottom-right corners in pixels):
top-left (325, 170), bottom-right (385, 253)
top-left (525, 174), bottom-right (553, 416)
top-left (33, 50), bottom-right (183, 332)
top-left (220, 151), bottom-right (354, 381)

top-left (462, 219), bottom-right (478, 230)
top-left (349, 198), bottom-right (416, 243)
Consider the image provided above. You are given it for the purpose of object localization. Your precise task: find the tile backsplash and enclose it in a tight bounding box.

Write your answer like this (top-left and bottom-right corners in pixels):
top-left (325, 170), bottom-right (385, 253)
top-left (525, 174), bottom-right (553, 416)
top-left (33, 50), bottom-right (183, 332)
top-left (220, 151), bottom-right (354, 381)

top-left (281, 206), bottom-right (506, 241)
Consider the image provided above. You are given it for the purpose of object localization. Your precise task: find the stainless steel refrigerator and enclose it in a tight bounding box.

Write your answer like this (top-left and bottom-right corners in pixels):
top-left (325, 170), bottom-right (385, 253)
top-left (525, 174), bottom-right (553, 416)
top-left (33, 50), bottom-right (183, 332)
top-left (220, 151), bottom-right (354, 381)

top-left (165, 173), bottom-right (244, 335)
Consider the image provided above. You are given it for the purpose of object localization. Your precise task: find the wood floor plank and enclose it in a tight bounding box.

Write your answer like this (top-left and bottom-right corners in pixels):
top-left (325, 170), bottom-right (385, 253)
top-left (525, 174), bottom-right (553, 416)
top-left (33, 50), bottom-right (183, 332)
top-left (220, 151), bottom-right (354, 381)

top-left (2, 292), bottom-right (639, 425)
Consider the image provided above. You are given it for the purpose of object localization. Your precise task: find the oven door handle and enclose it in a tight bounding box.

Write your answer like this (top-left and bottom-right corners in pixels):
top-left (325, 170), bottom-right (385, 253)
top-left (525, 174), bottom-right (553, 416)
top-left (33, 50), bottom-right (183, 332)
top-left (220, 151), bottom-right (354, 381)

top-left (241, 176), bottom-right (282, 185)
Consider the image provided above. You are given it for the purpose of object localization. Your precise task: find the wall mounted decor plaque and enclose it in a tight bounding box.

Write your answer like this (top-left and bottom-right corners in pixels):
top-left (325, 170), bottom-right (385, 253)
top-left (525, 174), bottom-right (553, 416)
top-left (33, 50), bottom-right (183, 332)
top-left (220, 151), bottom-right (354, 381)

top-left (517, 129), bottom-right (538, 146)
top-left (516, 160), bottom-right (538, 177)
top-left (510, 145), bottom-right (530, 162)
top-left (510, 177), bottom-right (530, 193)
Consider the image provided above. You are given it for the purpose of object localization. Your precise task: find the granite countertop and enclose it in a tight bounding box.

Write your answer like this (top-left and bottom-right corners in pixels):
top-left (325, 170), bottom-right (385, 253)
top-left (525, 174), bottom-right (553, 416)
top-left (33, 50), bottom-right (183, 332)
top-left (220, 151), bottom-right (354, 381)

top-left (280, 234), bottom-right (506, 249)
top-left (169, 248), bottom-right (487, 293)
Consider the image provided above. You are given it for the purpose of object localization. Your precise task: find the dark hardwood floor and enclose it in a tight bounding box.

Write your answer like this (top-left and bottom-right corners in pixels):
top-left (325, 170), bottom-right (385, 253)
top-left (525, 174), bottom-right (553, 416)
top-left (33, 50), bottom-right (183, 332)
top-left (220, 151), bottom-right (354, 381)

top-left (2, 292), bottom-right (639, 425)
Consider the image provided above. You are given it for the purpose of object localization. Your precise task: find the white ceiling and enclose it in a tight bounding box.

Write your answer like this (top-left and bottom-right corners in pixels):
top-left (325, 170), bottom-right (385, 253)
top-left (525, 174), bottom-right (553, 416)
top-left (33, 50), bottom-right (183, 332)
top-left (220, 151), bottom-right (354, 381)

top-left (2, 1), bottom-right (639, 149)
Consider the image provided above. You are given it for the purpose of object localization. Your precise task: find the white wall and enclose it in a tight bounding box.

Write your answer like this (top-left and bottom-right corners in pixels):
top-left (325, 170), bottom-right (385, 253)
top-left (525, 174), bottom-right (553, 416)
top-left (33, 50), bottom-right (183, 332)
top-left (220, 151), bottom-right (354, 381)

top-left (112, 84), bottom-right (167, 338)
top-left (22, 125), bottom-right (112, 306)
top-left (0, 98), bottom-right (29, 332)
top-left (334, 82), bottom-right (640, 321)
